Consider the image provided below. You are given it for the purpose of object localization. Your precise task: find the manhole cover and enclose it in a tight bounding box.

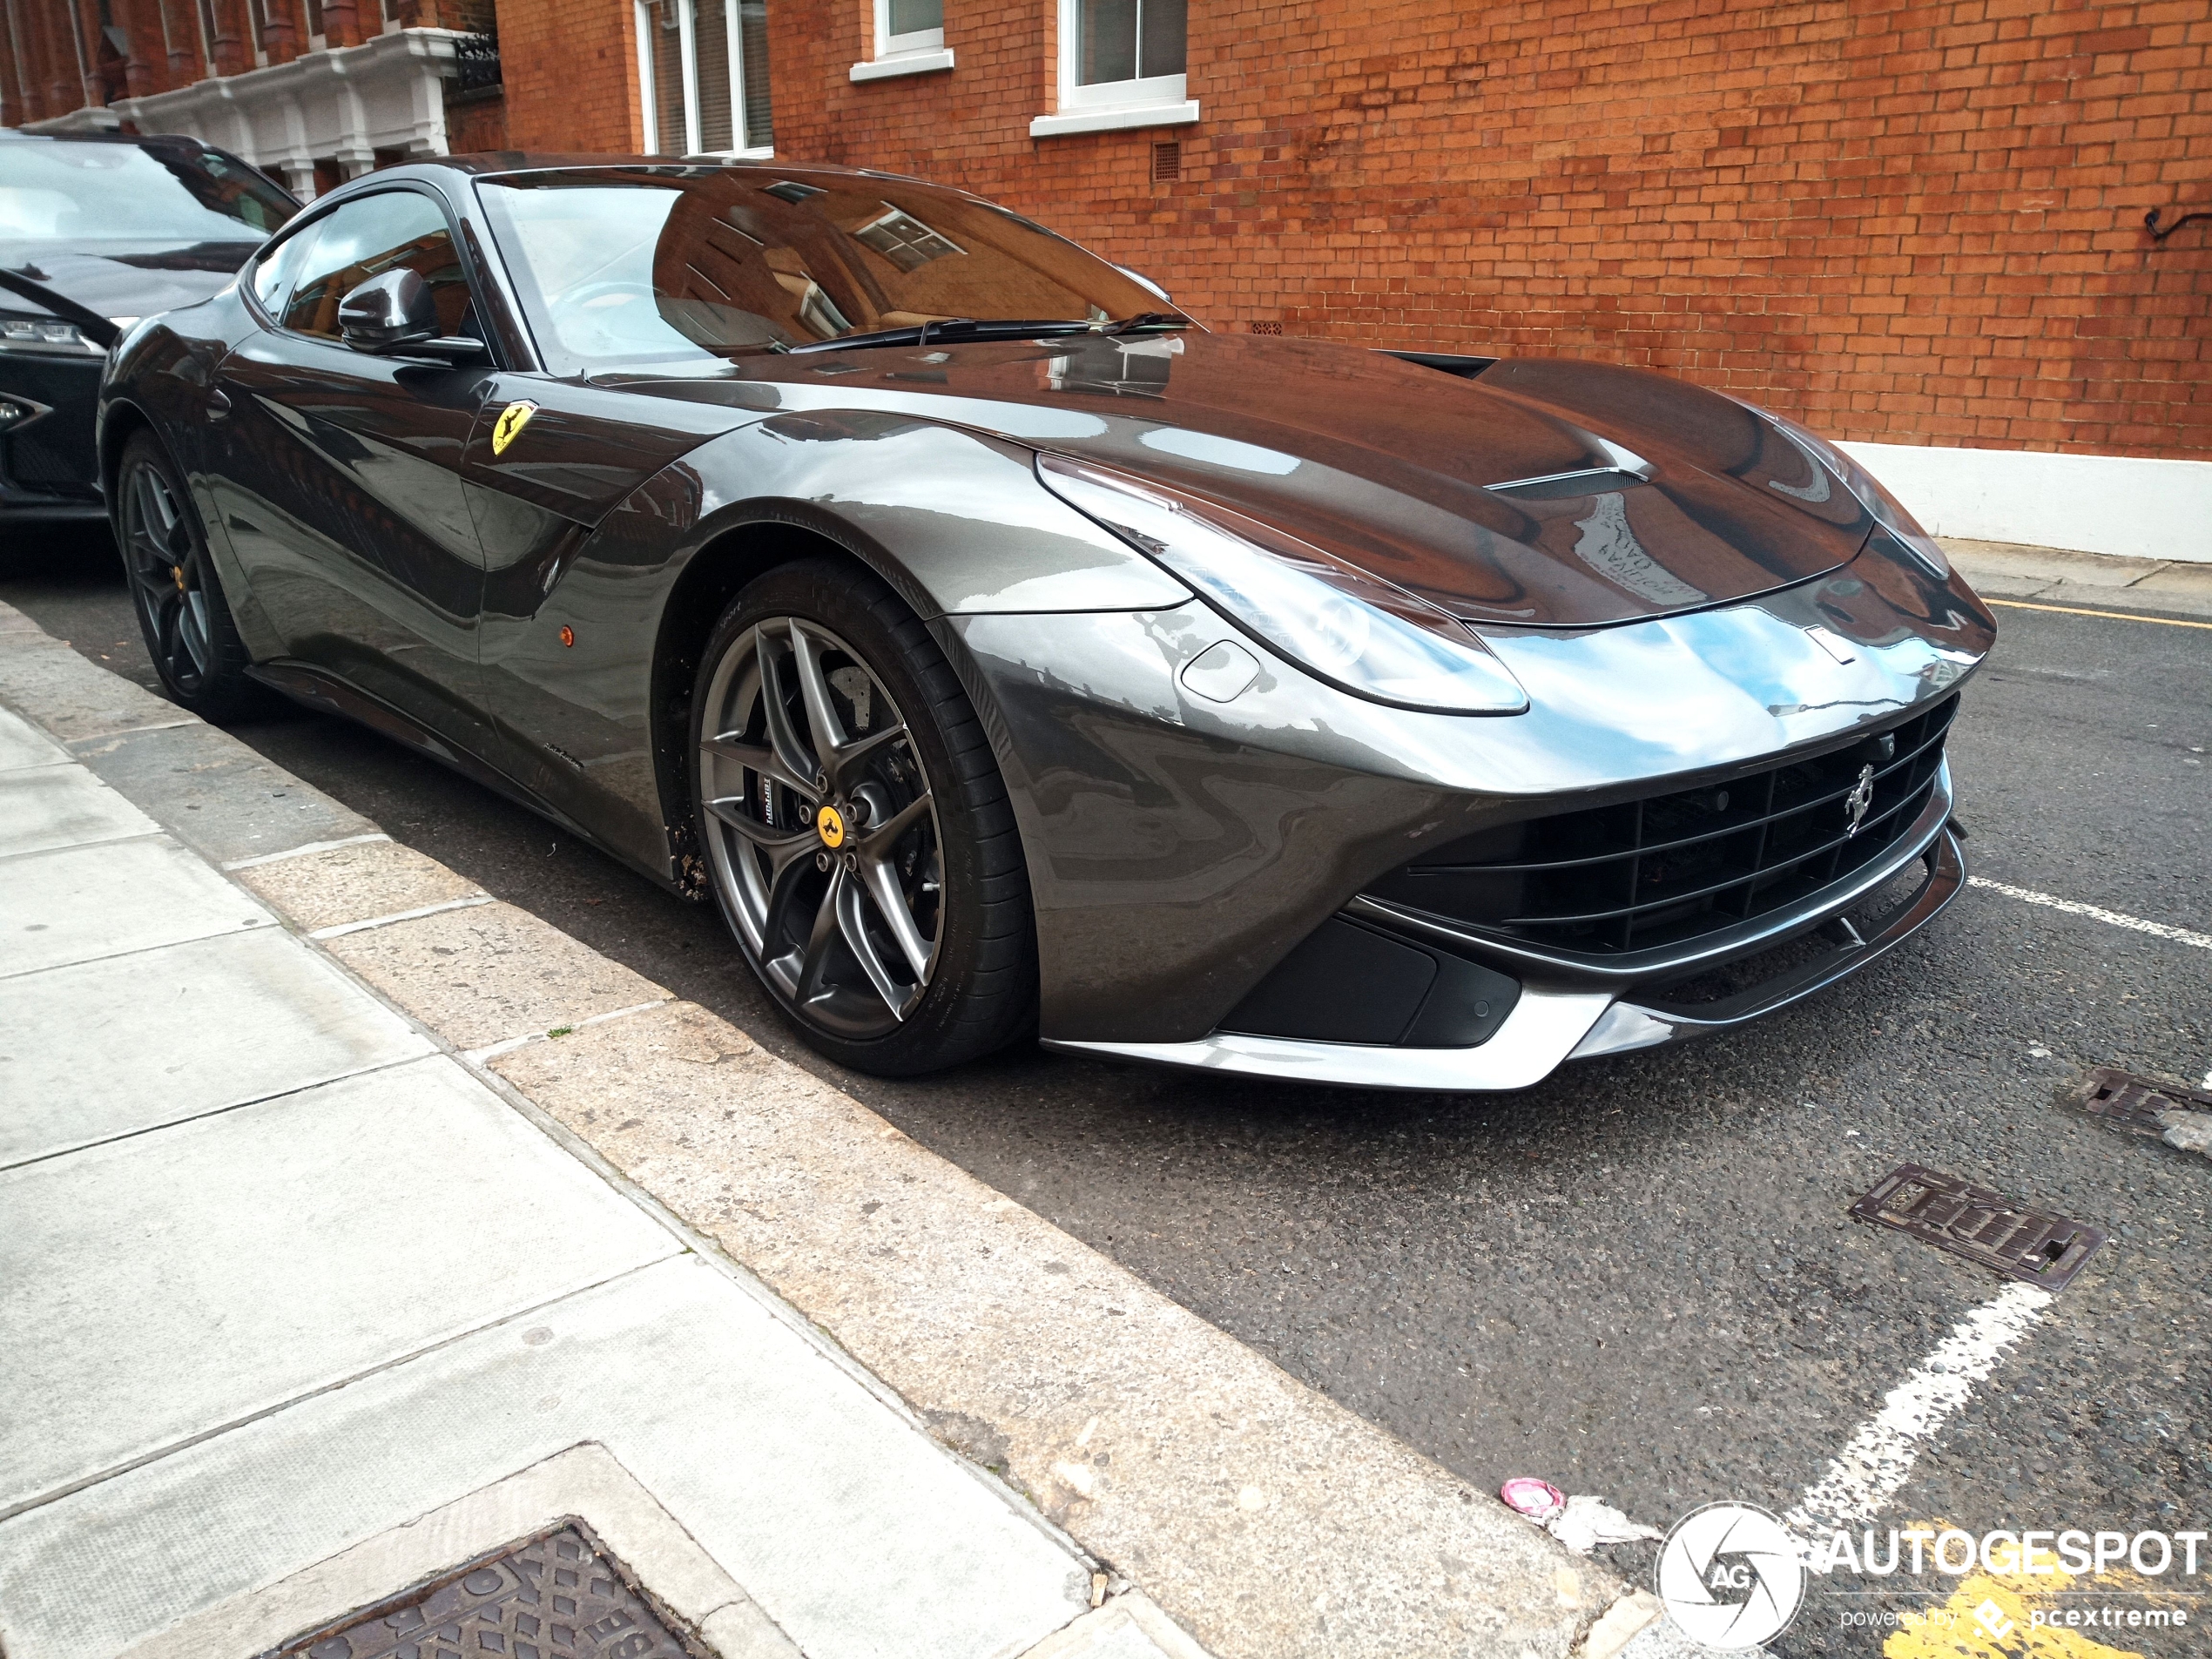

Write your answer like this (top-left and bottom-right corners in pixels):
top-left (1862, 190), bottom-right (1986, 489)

top-left (1849, 1163), bottom-right (2107, 1292)
top-left (267, 1521), bottom-right (705, 1659)
top-left (2076, 1067), bottom-right (2212, 1136)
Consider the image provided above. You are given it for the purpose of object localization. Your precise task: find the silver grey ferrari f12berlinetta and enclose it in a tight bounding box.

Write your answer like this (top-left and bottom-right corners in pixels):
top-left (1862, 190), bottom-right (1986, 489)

top-left (98, 154), bottom-right (1994, 1087)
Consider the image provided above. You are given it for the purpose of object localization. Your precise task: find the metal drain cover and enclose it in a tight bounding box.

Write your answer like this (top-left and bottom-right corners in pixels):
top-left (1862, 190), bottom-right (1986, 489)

top-left (1850, 1163), bottom-right (2107, 1292)
top-left (2076, 1067), bottom-right (2212, 1136)
top-left (269, 1521), bottom-right (703, 1659)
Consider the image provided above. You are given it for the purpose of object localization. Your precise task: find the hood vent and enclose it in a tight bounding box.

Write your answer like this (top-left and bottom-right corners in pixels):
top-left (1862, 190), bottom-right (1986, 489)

top-left (1486, 466), bottom-right (1652, 502)
top-left (1377, 349), bottom-right (1497, 380)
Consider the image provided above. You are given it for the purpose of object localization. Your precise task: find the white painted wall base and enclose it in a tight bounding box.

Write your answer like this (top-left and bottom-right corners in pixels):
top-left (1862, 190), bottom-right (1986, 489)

top-left (1837, 440), bottom-right (2212, 564)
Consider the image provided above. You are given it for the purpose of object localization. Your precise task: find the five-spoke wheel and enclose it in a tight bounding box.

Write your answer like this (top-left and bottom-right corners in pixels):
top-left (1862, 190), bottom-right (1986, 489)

top-left (124, 454), bottom-right (215, 695)
top-left (690, 561), bottom-right (1035, 1073)
top-left (115, 430), bottom-right (264, 719)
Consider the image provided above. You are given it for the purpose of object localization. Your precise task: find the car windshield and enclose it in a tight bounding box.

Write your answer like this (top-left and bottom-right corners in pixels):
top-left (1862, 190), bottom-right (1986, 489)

top-left (0, 139), bottom-right (295, 246)
top-left (477, 165), bottom-right (1182, 374)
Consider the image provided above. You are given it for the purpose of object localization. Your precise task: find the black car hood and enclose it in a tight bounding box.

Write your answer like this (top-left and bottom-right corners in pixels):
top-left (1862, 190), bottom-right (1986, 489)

top-left (619, 332), bottom-right (1881, 629)
top-left (0, 239), bottom-right (257, 324)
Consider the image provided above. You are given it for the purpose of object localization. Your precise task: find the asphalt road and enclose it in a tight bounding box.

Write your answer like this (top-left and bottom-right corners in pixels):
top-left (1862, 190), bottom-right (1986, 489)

top-left (7, 525), bottom-right (2207, 1652)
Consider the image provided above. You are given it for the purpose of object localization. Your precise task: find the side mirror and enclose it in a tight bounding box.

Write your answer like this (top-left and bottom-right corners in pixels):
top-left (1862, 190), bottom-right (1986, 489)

top-left (338, 268), bottom-right (440, 352)
top-left (336, 267), bottom-right (489, 364)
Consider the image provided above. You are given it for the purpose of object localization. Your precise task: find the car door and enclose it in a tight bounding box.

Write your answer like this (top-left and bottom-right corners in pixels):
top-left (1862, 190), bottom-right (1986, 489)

top-left (211, 185), bottom-right (497, 751)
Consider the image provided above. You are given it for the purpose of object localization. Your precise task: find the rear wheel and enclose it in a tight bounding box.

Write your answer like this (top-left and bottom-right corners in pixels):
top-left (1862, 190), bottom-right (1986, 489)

top-left (117, 430), bottom-right (267, 720)
top-left (690, 559), bottom-right (1035, 1075)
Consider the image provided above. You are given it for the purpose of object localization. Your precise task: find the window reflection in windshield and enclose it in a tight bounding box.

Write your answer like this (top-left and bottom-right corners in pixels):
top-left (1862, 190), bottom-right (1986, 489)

top-left (0, 139), bottom-right (295, 246)
top-left (478, 166), bottom-right (1175, 374)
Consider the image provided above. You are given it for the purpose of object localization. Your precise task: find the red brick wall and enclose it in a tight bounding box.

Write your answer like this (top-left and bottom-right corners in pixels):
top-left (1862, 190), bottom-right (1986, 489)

top-left (495, 0), bottom-right (644, 153)
top-left (445, 92), bottom-right (511, 154)
top-left (766, 1), bottom-right (2212, 461)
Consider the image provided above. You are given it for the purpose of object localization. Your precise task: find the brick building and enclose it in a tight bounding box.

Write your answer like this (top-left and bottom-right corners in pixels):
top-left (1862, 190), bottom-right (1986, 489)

top-left (7, 1), bottom-right (2209, 548)
top-left (1, 0), bottom-right (508, 196)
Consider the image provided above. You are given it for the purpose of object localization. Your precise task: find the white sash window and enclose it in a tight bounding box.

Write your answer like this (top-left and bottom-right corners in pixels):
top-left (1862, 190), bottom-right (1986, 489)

top-left (637, 0), bottom-right (772, 156)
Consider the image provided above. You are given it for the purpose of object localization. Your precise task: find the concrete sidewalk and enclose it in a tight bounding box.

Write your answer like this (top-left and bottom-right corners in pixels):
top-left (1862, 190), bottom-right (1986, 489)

top-left (1939, 537), bottom-right (2212, 619)
top-left (0, 634), bottom-right (1192, 1657)
top-left (0, 600), bottom-right (1671, 1659)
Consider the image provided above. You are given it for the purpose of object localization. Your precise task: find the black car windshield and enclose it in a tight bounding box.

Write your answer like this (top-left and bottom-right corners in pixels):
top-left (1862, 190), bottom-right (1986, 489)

top-left (0, 138), bottom-right (295, 246)
top-left (477, 165), bottom-right (1183, 374)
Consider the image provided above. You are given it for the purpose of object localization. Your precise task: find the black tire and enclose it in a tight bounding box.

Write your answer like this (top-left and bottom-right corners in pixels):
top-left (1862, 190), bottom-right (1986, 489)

top-left (115, 429), bottom-right (270, 721)
top-left (688, 557), bottom-right (1036, 1075)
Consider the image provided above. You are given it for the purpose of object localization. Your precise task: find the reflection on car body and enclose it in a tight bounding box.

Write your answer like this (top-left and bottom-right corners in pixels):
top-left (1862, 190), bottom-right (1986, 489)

top-left (98, 153), bottom-right (1996, 1088)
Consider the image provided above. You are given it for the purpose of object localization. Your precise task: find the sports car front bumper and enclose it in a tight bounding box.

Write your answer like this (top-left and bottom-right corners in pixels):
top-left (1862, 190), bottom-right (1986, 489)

top-left (949, 538), bottom-right (1989, 1050)
top-left (1045, 779), bottom-right (1965, 1090)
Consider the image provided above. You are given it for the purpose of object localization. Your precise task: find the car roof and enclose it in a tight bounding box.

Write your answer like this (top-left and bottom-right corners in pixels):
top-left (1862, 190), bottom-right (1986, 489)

top-left (0, 129), bottom-right (234, 154)
top-left (369, 152), bottom-right (935, 188)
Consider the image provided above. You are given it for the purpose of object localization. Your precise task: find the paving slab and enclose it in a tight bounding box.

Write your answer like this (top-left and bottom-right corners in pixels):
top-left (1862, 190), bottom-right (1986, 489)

top-left (67, 718), bottom-right (378, 867)
top-left (0, 836), bottom-right (273, 980)
top-left (0, 1054), bottom-right (678, 1518)
top-left (115, 1443), bottom-right (804, 1659)
top-left (0, 761), bottom-right (158, 859)
top-left (0, 705), bottom-right (67, 772)
top-left (0, 1258), bottom-right (1091, 1659)
top-left (0, 926), bottom-right (435, 1169)
top-left (0, 628), bottom-right (192, 743)
top-left (323, 899), bottom-right (669, 1051)
top-left (235, 836), bottom-right (483, 932)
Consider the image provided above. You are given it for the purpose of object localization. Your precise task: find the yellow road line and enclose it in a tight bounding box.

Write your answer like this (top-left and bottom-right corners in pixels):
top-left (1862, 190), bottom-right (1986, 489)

top-left (1985, 597), bottom-right (2212, 631)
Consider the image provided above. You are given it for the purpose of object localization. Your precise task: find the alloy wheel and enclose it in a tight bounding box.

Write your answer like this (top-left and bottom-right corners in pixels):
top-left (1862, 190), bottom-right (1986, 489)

top-left (698, 616), bottom-right (944, 1040)
top-left (123, 462), bottom-right (214, 696)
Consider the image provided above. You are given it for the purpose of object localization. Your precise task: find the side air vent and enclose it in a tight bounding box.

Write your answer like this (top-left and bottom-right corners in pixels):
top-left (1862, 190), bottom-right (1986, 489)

top-left (1377, 349), bottom-right (1497, 380)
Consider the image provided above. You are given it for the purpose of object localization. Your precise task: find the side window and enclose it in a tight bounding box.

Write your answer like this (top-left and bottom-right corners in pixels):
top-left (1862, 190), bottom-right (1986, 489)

top-left (280, 191), bottom-right (476, 342)
top-left (249, 219), bottom-right (323, 316)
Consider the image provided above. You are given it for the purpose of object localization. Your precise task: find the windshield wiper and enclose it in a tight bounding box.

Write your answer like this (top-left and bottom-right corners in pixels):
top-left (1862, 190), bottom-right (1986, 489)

top-left (784, 313), bottom-right (1188, 355)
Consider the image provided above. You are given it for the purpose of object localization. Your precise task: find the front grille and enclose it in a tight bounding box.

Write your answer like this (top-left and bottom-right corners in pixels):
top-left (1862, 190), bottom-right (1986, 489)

top-left (1367, 697), bottom-right (1957, 958)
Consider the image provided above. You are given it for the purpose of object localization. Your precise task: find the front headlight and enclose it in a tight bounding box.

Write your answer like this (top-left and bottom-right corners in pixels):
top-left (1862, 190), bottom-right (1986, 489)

top-left (1038, 454), bottom-right (1529, 715)
top-left (0, 313), bottom-right (103, 355)
top-left (1742, 401), bottom-right (1950, 579)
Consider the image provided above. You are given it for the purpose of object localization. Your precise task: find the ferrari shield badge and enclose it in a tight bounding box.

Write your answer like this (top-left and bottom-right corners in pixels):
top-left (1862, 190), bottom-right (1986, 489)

top-left (490, 400), bottom-right (539, 456)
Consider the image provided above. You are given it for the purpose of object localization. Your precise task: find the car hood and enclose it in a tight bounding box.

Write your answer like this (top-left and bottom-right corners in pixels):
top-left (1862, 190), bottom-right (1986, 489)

top-left (0, 239), bottom-right (257, 324)
top-left (617, 332), bottom-right (1883, 629)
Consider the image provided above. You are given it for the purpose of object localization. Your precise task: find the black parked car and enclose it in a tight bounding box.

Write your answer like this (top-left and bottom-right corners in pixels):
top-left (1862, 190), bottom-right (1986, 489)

top-left (0, 129), bottom-right (295, 525)
top-left (98, 155), bottom-right (1992, 1087)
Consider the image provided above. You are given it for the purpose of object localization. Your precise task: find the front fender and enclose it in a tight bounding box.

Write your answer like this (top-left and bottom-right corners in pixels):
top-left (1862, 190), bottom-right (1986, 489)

top-left (475, 408), bottom-right (1191, 887)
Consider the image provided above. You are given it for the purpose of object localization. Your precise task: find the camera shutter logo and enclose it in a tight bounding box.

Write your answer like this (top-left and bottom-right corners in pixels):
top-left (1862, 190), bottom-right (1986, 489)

top-left (1655, 1501), bottom-right (1806, 1649)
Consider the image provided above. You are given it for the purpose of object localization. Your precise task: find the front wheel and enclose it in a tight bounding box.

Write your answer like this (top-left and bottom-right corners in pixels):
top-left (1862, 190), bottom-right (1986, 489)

top-left (689, 559), bottom-right (1036, 1075)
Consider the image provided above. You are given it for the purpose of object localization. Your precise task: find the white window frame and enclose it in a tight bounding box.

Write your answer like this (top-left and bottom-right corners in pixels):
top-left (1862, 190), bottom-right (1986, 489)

top-left (637, 0), bottom-right (773, 158)
top-left (850, 0), bottom-right (953, 82)
top-left (1031, 0), bottom-right (1197, 138)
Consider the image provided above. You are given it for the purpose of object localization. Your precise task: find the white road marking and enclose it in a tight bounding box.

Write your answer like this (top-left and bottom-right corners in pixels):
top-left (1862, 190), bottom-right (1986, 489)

top-left (222, 832), bottom-right (390, 870)
top-left (307, 892), bottom-right (492, 939)
top-left (1784, 1280), bottom-right (2053, 1538)
top-left (1968, 875), bottom-right (2212, 952)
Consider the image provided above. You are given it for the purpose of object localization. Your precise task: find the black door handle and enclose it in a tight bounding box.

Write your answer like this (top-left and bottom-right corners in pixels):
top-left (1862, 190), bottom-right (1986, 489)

top-left (206, 388), bottom-right (232, 419)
